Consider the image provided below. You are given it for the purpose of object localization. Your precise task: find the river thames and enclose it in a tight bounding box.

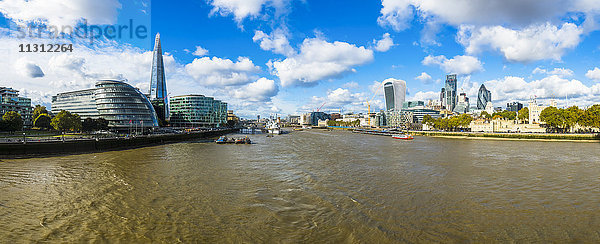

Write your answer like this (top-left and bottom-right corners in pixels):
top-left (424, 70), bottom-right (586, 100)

top-left (1, 130), bottom-right (599, 242)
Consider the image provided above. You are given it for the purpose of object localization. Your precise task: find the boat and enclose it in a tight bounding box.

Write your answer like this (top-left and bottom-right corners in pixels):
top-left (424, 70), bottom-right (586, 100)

top-left (266, 119), bottom-right (282, 135)
top-left (392, 134), bottom-right (414, 140)
top-left (235, 136), bottom-right (252, 144)
top-left (215, 136), bottom-right (228, 144)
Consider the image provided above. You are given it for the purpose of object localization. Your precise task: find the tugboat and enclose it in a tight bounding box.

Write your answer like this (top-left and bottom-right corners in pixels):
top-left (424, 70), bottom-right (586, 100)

top-left (235, 136), bottom-right (252, 144)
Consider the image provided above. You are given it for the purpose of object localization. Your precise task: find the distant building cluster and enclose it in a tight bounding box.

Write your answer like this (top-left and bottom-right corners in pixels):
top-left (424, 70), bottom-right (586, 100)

top-left (0, 87), bottom-right (32, 127)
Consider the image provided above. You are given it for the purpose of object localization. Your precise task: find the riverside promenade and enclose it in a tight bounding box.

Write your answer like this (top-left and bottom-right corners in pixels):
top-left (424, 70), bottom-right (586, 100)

top-left (0, 128), bottom-right (237, 158)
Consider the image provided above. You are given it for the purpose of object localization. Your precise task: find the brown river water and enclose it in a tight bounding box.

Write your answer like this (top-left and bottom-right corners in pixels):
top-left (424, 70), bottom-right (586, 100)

top-left (1, 130), bottom-right (599, 243)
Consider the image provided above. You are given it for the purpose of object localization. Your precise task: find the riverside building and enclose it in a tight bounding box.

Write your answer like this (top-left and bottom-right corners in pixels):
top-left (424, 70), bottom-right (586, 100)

top-left (168, 95), bottom-right (227, 128)
top-left (383, 79), bottom-right (407, 111)
top-left (51, 80), bottom-right (159, 130)
top-left (0, 87), bottom-right (33, 128)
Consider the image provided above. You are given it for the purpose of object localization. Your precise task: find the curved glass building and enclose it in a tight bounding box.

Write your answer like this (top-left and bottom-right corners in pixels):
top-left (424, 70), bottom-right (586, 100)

top-left (383, 79), bottom-right (406, 111)
top-left (52, 80), bottom-right (159, 130)
top-left (169, 95), bottom-right (227, 128)
top-left (477, 84), bottom-right (492, 110)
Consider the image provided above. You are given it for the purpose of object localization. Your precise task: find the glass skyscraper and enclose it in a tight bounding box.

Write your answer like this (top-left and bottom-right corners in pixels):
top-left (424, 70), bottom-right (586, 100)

top-left (383, 79), bottom-right (406, 111)
top-left (150, 33), bottom-right (168, 122)
top-left (445, 74), bottom-right (457, 111)
top-left (477, 84), bottom-right (492, 110)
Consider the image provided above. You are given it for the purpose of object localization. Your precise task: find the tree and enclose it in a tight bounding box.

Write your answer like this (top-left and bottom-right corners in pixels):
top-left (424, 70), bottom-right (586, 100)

top-left (96, 118), bottom-right (109, 131)
top-left (422, 115), bottom-right (435, 126)
top-left (540, 107), bottom-right (562, 132)
top-left (34, 113), bottom-right (52, 130)
top-left (581, 105), bottom-right (600, 130)
top-left (51, 110), bottom-right (82, 132)
top-left (565, 106), bottom-right (584, 131)
top-left (480, 111), bottom-right (492, 120)
top-left (517, 107), bottom-right (529, 123)
top-left (82, 118), bottom-right (97, 132)
top-left (2, 111), bottom-right (23, 132)
top-left (32, 105), bottom-right (48, 121)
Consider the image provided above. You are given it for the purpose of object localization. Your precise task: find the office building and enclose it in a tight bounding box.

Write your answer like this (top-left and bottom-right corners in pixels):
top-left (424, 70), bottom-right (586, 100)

top-left (507, 102), bottom-right (523, 112)
top-left (445, 74), bottom-right (458, 111)
top-left (383, 79), bottom-right (406, 111)
top-left (0, 87), bottom-right (33, 127)
top-left (169, 95), bottom-right (227, 128)
top-left (477, 84), bottom-right (492, 110)
top-left (385, 110), bottom-right (414, 127)
top-left (403, 101), bottom-right (425, 109)
top-left (52, 80), bottom-right (159, 130)
top-left (149, 33), bottom-right (168, 122)
top-left (453, 93), bottom-right (470, 114)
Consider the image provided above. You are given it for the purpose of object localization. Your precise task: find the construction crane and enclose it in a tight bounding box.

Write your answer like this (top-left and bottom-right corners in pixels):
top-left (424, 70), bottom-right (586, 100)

top-left (316, 102), bottom-right (326, 112)
top-left (366, 83), bottom-right (382, 126)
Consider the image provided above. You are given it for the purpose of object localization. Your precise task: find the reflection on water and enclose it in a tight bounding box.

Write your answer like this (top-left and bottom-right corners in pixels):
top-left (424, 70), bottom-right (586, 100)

top-left (1, 130), bottom-right (599, 242)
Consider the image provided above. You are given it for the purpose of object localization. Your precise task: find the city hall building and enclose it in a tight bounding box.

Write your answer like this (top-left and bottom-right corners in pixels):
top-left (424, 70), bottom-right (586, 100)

top-left (51, 80), bottom-right (159, 130)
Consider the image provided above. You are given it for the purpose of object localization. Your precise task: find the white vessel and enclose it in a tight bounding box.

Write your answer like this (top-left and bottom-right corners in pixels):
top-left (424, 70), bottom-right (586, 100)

top-left (266, 119), bottom-right (281, 135)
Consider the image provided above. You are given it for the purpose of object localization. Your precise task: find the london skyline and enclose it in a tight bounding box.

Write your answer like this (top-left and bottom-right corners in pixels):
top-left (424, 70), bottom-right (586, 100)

top-left (1, 0), bottom-right (600, 118)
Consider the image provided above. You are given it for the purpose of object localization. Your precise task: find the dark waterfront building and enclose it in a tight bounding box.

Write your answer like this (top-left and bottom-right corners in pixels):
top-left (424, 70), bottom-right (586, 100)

top-left (477, 84), bottom-right (492, 110)
top-left (0, 87), bottom-right (33, 128)
top-left (445, 74), bottom-right (457, 111)
top-left (310, 112), bottom-right (330, 126)
top-left (507, 101), bottom-right (523, 112)
top-left (169, 95), bottom-right (227, 128)
top-left (52, 80), bottom-right (159, 130)
top-left (149, 33), bottom-right (168, 123)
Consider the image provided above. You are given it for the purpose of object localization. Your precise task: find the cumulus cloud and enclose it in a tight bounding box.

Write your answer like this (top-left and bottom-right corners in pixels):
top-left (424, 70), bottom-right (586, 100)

top-left (457, 23), bottom-right (583, 62)
top-left (415, 72), bottom-right (432, 83)
top-left (586, 67), bottom-right (600, 81)
top-left (378, 0), bottom-right (599, 61)
top-left (231, 77), bottom-right (279, 102)
top-left (15, 59), bottom-right (44, 78)
top-left (342, 81), bottom-right (359, 89)
top-left (269, 38), bottom-right (374, 87)
top-left (0, 0), bottom-right (121, 27)
top-left (422, 55), bottom-right (483, 75)
top-left (185, 56), bottom-right (260, 86)
top-left (253, 29), bottom-right (295, 56)
top-left (208, 0), bottom-right (291, 24)
top-left (373, 33), bottom-right (395, 52)
top-left (192, 46), bottom-right (209, 56)
top-left (410, 91), bottom-right (439, 101)
top-left (301, 87), bottom-right (368, 113)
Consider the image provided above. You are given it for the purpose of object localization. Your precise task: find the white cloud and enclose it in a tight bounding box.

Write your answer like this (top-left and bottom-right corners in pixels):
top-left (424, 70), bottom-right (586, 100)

top-left (192, 46), bottom-right (209, 56)
top-left (208, 0), bottom-right (291, 24)
top-left (422, 55), bottom-right (483, 75)
top-left (532, 67), bottom-right (574, 78)
top-left (586, 67), bottom-right (600, 81)
top-left (373, 33), bottom-right (395, 52)
top-left (415, 72), bottom-right (432, 83)
top-left (231, 77), bottom-right (279, 102)
top-left (300, 87), bottom-right (369, 113)
top-left (269, 38), bottom-right (374, 87)
top-left (185, 56), bottom-right (260, 86)
top-left (378, 0), bottom-right (599, 61)
top-left (410, 91), bottom-right (439, 101)
top-left (252, 29), bottom-right (295, 56)
top-left (15, 58), bottom-right (44, 78)
top-left (342, 81), bottom-right (359, 89)
top-left (0, 0), bottom-right (121, 27)
top-left (458, 23), bottom-right (584, 62)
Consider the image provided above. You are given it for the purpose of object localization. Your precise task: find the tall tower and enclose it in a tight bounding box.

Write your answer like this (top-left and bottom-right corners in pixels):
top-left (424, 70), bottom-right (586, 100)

top-left (477, 84), bottom-right (492, 110)
top-left (383, 78), bottom-right (406, 111)
top-left (445, 74), bottom-right (457, 111)
top-left (150, 33), bottom-right (168, 122)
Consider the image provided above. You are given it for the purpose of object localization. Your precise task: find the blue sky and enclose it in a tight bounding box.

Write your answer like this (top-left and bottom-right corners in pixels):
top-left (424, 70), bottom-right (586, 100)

top-left (1, 0), bottom-right (600, 118)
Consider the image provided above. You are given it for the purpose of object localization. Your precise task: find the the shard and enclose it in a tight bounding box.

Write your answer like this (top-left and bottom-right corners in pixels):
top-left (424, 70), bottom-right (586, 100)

top-left (149, 33), bottom-right (168, 122)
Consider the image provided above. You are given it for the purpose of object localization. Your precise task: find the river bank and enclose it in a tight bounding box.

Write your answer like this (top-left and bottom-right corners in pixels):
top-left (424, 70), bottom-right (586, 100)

top-left (0, 129), bottom-right (237, 159)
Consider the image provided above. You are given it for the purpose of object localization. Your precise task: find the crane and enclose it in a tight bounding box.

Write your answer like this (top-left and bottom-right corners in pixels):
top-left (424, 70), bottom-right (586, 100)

top-left (316, 102), bottom-right (326, 112)
top-left (366, 83), bottom-right (382, 126)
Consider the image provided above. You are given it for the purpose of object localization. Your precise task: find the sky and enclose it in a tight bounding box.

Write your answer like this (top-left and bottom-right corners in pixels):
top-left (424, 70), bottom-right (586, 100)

top-left (1, 0), bottom-right (600, 118)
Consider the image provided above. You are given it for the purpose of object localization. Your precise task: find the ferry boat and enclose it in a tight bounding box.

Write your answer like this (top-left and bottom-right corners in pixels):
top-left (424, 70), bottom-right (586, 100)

top-left (392, 134), bottom-right (414, 140)
top-left (266, 119), bottom-right (281, 135)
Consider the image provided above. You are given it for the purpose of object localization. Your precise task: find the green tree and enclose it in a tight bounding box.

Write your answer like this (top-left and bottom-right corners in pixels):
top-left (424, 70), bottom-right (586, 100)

top-left (517, 107), bottom-right (529, 123)
top-left (480, 111), bottom-right (492, 120)
top-left (96, 118), bottom-right (109, 131)
top-left (422, 115), bottom-right (435, 126)
top-left (565, 106), bottom-right (584, 131)
top-left (540, 107), bottom-right (562, 132)
top-left (82, 118), bottom-right (97, 132)
top-left (32, 105), bottom-right (48, 121)
top-left (34, 113), bottom-right (52, 130)
top-left (2, 111), bottom-right (23, 132)
top-left (51, 110), bottom-right (82, 132)
top-left (581, 105), bottom-right (600, 130)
